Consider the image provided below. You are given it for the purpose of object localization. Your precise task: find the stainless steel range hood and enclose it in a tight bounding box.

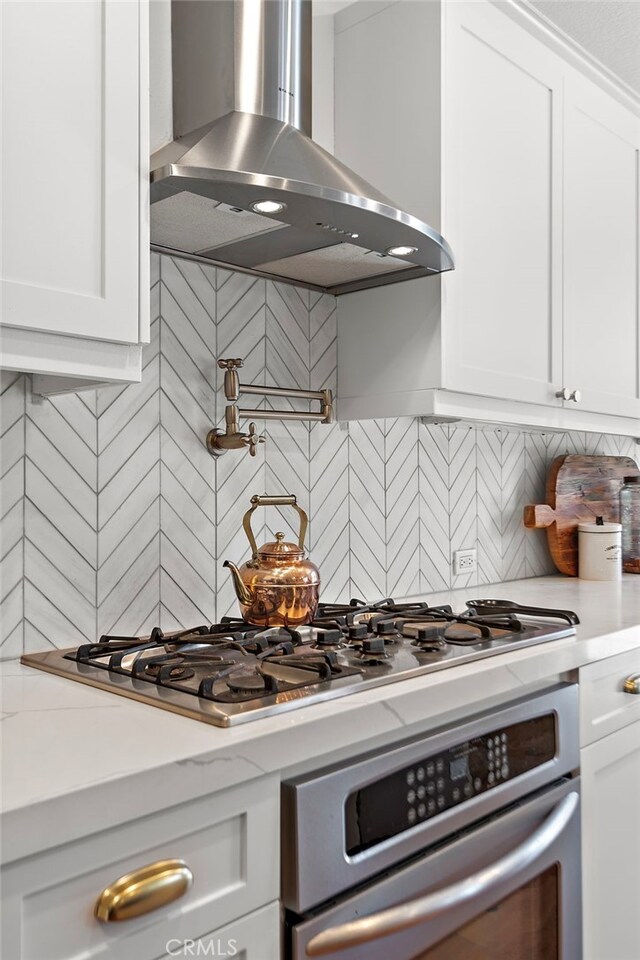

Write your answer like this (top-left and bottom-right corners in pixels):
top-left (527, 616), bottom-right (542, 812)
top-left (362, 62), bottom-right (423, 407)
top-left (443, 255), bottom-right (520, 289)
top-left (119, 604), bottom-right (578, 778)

top-left (150, 0), bottom-right (454, 296)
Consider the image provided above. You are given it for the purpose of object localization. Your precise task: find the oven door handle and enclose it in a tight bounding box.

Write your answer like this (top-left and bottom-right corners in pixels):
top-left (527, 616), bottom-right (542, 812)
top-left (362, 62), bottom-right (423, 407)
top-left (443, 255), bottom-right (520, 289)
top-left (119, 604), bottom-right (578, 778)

top-left (305, 790), bottom-right (578, 957)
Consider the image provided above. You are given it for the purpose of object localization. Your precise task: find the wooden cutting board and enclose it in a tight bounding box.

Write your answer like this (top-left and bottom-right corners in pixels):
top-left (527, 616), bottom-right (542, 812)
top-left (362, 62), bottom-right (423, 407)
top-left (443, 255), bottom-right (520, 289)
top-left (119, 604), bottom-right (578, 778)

top-left (524, 455), bottom-right (639, 576)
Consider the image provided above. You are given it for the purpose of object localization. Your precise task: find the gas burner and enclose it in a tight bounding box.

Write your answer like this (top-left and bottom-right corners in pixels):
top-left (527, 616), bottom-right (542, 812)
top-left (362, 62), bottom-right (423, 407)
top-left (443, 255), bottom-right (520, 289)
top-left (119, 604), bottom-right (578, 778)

top-left (413, 639), bottom-right (449, 657)
top-left (372, 618), bottom-right (400, 639)
top-left (312, 629), bottom-right (347, 649)
top-left (31, 597), bottom-right (578, 726)
top-left (352, 637), bottom-right (392, 664)
top-left (248, 626), bottom-right (304, 646)
top-left (407, 626), bottom-right (448, 651)
top-left (226, 672), bottom-right (275, 695)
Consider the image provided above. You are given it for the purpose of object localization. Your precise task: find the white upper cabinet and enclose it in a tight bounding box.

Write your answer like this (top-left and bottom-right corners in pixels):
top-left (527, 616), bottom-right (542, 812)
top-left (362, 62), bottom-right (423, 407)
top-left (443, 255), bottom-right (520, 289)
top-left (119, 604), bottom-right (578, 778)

top-left (336, 0), bottom-right (640, 435)
top-left (563, 71), bottom-right (640, 420)
top-left (0, 0), bottom-right (148, 385)
top-left (442, 1), bottom-right (564, 408)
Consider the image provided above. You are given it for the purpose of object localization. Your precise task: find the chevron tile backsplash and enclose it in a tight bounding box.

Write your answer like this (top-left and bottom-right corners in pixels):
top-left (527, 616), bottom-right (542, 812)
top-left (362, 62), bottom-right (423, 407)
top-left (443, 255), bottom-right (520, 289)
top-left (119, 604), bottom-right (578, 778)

top-left (1, 253), bottom-right (637, 658)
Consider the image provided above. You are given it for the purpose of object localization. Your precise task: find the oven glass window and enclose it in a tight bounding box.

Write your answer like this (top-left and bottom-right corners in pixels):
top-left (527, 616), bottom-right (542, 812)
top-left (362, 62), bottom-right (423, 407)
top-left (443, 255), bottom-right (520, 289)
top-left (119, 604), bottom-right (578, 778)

top-left (412, 865), bottom-right (559, 960)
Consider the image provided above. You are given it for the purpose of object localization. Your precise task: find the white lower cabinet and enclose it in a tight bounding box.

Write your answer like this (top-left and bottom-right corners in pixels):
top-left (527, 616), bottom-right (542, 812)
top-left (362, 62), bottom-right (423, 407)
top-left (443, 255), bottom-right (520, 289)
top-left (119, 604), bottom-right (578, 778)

top-left (157, 903), bottom-right (280, 960)
top-left (581, 721), bottom-right (640, 960)
top-left (1, 777), bottom-right (279, 960)
top-left (580, 652), bottom-right (640, 960)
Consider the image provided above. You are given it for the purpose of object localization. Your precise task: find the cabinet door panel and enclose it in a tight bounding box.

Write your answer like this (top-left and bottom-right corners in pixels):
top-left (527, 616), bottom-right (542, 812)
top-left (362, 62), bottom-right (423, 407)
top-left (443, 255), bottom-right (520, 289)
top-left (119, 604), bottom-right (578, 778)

top-left (581, 722), bottom-right (640, 960)
top-left (156, 903), bottom-right (280, 960)
top-left (442, 2), bottom-right (563, 405)
top-left (2, 778), bottom-right (279, 960)
top-left (1, 0), bottom-right (141, 344)
top-left (563, 73), bottom-right (640, 418)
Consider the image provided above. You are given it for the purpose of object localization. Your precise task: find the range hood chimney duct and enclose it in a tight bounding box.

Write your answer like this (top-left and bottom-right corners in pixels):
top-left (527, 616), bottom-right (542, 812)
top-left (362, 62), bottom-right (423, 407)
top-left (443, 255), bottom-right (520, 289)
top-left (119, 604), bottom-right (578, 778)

top-left (150, 0), bottom-right (454, 295)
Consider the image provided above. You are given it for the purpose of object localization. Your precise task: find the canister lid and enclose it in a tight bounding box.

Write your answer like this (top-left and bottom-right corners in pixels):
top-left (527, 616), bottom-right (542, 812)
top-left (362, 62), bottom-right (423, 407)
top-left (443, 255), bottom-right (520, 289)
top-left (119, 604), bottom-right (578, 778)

top-left (623, 475), bottom-right (640, 484)
top-left (578, 522), bottom-right (622, 533)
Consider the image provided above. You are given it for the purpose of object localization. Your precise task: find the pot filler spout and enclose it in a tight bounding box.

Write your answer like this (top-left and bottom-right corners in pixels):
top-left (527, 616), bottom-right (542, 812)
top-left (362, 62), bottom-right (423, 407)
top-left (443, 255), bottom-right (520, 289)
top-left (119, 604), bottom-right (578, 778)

top-left (150, 0), bottom-right (454, 296)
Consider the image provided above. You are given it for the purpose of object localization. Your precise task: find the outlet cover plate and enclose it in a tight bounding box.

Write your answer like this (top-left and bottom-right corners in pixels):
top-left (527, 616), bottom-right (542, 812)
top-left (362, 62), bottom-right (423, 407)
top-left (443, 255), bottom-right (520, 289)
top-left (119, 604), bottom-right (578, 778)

top-left (453, 548), bottom-right (477, 576)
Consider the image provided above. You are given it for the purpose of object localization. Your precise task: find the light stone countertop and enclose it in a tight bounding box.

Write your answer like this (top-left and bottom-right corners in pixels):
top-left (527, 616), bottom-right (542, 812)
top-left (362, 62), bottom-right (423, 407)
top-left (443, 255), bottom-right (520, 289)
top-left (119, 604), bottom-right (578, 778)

top-left (2, 575), bottom-right (639, 865)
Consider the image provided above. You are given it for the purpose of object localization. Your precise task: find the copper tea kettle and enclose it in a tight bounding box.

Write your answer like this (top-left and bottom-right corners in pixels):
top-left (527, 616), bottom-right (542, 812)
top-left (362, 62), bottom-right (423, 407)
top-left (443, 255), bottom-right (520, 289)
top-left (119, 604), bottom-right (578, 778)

top-left (224, 494), bottom-right (320, 626)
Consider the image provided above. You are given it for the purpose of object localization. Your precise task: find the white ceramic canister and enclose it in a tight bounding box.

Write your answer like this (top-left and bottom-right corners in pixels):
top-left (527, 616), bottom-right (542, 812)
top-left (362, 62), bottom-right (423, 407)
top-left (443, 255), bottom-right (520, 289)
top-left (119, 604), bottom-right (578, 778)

top-left (578, 521), bottom-right (622, 581)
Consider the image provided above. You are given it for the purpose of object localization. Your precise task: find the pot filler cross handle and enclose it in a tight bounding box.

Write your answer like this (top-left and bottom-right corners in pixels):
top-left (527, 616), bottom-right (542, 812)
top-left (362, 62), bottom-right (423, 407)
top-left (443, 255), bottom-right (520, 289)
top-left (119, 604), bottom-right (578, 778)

top-left (206, 357), bottom-right (333, 458)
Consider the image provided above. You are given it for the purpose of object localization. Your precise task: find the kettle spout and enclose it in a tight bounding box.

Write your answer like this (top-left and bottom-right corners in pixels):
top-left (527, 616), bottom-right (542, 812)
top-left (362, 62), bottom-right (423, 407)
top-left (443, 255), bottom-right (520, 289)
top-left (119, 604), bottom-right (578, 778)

top-left (223, 560), bottom-right (253, 606)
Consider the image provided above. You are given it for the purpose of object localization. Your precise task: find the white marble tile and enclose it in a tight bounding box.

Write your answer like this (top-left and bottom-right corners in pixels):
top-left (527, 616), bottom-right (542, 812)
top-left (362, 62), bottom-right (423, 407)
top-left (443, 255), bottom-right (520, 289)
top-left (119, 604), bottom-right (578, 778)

top-left (0, 583), bottom-right (23, 654)
top-left (98, 502), bottom-right (160, 605)
top-left (25, 539), bottom-right (96, 640)
top-left (266, 282), bottom-right (309, 390)
top-left (0, 421), bottom-right (25, 486)
top-left (24, 579), bottom-right (91, 648)
top-left (25, 418), bottom-right (96, 523)
top-left (98, 537), bottom-right (160, 636)
top-left (386, 419), bottom-right (420, 597)
top-left (97, 369), bottom-right (160, 477)
top-left (102, 567), bottom-right (161, 637)
top-left (25, 460), bottom-right (96, 567)
top-left (0, 625), bottom-right (23, 660)
top-left (1, 500), bottom-right (22, 560)
top-left (98, 463), bottom-right (160, 563)
top-left (0, 373), bottom-right (25, 436)
top-left (160, 498), bottom-right (216, 596)
top-left (449, 426), bottom-right (478, 590)
top-left (162, 257), bottom-right (216, 352)
top-left (98, 429), bottom-right (160, 528)
top-left (26, 500), bottom-right (95, 605)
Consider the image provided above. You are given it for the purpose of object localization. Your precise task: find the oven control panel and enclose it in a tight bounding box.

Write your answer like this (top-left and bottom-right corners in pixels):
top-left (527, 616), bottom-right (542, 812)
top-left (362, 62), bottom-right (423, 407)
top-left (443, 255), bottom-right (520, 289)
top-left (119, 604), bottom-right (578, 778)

top-left (345, 712), bottom-right (556, 855)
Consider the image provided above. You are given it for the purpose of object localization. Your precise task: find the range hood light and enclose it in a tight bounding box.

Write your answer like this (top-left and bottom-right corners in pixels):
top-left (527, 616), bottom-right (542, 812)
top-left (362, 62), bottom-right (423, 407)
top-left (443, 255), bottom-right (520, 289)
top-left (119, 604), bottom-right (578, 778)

top-left (250, 200), bottom-right (287, 215)
top-left (386, 245), bottom-right (419, 257)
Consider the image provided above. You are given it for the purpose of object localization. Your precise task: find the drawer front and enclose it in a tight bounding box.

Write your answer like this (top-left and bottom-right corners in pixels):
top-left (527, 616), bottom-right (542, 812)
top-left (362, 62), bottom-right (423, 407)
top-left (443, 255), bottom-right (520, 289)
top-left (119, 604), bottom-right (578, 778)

top-left (2, 776), bottom-right (279, 960)
top-left (580, 650), bottom-right (640, 745)
top-left (157, 901), bottom-right (280, 960)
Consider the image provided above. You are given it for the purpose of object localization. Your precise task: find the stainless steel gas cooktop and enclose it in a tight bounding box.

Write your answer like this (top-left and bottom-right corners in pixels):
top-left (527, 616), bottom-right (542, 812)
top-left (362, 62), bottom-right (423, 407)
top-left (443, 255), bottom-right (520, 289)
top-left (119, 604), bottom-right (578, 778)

top-left (20, 598), bottom-right (578, 727)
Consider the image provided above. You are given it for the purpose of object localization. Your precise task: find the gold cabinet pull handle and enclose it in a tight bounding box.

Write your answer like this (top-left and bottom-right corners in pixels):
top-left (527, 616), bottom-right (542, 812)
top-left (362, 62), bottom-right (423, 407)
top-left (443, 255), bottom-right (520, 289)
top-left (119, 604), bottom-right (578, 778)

top-left (623, 674), bottom-right (640, 695)
top-left (94, 859), bottom-right (193, 922)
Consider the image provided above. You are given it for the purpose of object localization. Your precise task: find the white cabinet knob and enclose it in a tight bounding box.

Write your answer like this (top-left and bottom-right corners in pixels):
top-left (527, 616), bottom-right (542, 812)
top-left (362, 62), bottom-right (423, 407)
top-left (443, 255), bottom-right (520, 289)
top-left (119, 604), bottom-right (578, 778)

top-left (555, 387), bottom-right (581, 403)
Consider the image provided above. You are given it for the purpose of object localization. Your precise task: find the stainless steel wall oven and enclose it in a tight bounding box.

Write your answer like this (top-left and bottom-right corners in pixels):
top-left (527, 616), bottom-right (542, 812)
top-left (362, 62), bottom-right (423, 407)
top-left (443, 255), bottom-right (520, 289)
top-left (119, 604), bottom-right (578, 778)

top-left (282, 684), bottom-right (581, 959)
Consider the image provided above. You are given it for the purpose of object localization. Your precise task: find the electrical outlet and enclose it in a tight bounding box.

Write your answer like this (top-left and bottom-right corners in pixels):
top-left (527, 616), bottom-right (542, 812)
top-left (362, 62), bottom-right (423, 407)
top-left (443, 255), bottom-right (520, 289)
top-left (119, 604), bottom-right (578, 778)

top-left (453, 548), bottom-right (477, 576)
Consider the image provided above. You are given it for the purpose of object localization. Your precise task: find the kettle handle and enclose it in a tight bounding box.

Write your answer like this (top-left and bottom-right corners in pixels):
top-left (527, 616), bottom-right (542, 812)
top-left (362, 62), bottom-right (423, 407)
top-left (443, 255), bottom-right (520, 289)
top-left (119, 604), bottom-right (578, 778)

top-left (243, 494), bottom-right (309, 558)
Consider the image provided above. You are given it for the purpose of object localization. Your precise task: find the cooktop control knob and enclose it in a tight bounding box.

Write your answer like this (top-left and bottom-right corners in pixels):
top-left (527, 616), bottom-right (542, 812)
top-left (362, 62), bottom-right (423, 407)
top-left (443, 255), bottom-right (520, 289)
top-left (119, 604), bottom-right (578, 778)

top-left (375, 620), bottom-right (398, 636)
top-left (362, 637), bottom-right (386, 655)
top-left (315, 629), bottom-right (344, 646)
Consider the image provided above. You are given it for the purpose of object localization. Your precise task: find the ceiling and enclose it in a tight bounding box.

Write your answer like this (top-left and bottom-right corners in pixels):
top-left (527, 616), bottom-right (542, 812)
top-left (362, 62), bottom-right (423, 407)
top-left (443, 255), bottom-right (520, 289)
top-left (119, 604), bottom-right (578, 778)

top-left (528, 0), bottom-right (640, 93)
top-left (317, 0), bottom-right (640, 95)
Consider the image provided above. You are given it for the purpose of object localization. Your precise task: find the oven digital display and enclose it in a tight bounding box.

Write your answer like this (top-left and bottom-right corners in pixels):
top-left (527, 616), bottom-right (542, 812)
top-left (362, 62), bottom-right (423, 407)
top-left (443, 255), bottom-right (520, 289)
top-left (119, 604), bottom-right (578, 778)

top-left (344, 713), bottom-right (556, 856)
top-left (450, 754), bottom-right (469, 781)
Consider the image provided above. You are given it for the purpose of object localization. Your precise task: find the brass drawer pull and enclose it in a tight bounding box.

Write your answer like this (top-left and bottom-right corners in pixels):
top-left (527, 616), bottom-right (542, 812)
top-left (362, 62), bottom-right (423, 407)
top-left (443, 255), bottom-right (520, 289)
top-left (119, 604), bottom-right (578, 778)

top-left (623, 674), bottom-right (640, 695)
top-left (94, 859), bottom-right (193, 922)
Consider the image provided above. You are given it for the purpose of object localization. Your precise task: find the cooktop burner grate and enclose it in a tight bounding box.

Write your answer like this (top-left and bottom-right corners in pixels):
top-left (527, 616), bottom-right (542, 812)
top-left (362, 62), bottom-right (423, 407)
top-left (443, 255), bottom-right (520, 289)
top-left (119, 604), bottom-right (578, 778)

top-left (21, 597), bottom-right (579, 726)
